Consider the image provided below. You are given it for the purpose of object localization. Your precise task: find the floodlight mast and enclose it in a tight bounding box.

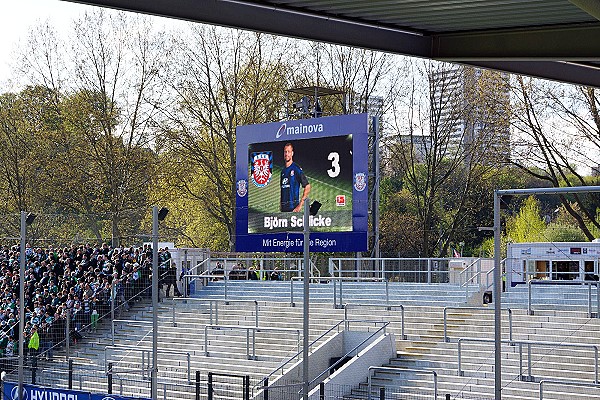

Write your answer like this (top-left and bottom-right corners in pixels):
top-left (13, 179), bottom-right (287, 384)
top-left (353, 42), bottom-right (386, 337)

top-left (285, 86), bottom-right (346, 119)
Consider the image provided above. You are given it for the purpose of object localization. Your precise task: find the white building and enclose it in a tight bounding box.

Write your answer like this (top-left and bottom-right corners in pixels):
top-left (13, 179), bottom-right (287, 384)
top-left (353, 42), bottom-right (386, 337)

top-left (506, 241), bottom-right (600, 286)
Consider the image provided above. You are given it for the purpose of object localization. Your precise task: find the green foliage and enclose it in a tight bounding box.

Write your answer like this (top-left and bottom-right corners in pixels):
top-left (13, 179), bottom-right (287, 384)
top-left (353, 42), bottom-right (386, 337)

top-left (506, 196), bottom-right (546, 243)
top-left (543, 224), bottom-right (587, 242)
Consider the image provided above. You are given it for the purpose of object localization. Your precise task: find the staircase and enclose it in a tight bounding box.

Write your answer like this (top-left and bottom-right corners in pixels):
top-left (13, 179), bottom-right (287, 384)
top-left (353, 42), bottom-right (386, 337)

top-left (9, 280), bottom-right (600, 400)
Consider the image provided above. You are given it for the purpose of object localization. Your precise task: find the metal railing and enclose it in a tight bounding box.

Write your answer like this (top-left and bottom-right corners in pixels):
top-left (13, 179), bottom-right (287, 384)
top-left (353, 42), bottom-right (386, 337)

top-left (256, 319), bottom-right (387, 391)
top-left (172, 298), bottom-right (259, 327)
top-left (329, 257), bottom-right (452, 283)
top-left (111, 319), bottom-right (153, 346)
top-left (367, 367), bottom-right (437, 400)
top-left (344, 303), bottom-right (406, 340)
top-left (443, 306), bottom-right (513, 343)
top-left (527, 280), bottom-right (600, 317)
top-left (307, 321), bottom-right (390, 390)
top-left (539, 379), bottom-right (600, 400)
top-left (289, 276), bottom-right (331, 307)
top-left (459, 258), bottom-right (482, 301)
top-left (332, 277), bottom-right (388, 309)
top-left (256, 319), bottom-right (346, 388)
top-left (185, 262), bottom-right (309, 301)
top-left (457, 338), bottom-right (599, 383)
top-left (203, 324), bottom-right (301, 360)
top-left (289, 276), bottom-right (390, 309)
top-left (104, 344), bottom-right (192, 384)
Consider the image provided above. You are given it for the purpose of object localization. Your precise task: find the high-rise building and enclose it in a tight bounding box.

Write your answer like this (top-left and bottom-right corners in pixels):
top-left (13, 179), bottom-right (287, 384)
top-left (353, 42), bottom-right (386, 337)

top-left (432, 65), bottom-right (511, 162)
top-left (348, 94), bottom-right (385, 133)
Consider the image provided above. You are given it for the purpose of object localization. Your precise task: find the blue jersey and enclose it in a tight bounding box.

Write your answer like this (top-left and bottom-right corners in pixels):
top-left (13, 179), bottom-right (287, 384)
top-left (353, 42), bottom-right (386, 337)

top-left (280, 162), bottom-right (309, 212)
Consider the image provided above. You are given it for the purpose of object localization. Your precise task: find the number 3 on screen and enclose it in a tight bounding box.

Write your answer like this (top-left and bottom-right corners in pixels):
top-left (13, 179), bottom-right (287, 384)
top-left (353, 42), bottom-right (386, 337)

top-left (327, 152), bottom-right (340, 178)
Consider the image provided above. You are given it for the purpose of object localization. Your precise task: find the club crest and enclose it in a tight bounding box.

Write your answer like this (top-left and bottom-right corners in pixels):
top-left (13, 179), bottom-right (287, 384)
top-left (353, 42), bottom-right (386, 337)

top-left (236, 180), bottom-right (248, 197)
top-left (250, 152), bottom-right (272, 187)
top-left (354, 172), bottom-right (367, 192)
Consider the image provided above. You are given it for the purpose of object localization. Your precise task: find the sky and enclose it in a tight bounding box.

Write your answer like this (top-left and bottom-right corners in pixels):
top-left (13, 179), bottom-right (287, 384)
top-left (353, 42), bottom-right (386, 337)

top-left (0, 0), bottom-right (95, 87)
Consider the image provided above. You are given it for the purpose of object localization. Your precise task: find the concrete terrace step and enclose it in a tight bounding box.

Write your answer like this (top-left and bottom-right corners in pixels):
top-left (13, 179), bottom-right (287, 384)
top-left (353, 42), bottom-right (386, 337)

top-left (24, 281), bottom-right (600, 400)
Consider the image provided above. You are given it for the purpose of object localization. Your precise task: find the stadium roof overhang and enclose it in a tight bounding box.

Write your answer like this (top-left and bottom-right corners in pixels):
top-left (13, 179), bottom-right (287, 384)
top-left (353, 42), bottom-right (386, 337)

top-left (63, 0), bottom-right (600, 87)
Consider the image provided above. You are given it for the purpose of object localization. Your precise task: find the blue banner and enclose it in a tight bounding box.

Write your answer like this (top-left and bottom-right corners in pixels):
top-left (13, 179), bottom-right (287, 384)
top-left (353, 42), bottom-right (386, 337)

top-left (3, 381), bottom-right (150, 400)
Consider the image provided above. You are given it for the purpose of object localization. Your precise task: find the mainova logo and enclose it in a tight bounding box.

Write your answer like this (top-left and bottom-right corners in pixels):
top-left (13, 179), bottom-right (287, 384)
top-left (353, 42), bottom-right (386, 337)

top-left (276, 122), bottom-right (324, 138)
top-left (276, 123), bottom-right (287, 138)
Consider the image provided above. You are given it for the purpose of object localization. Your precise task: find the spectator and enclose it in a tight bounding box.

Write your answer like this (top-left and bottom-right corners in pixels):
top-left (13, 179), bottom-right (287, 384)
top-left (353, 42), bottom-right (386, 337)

top-left (270, 267), bottom-right (282, 281)
top-left (164, 263), bottom-right (181, 297)
top-left (248, 266), bottom-right (259, 281)
top-left (0, 242), bottom-right (163, 361)
top-left (28, 325), bottom-right (40, 367)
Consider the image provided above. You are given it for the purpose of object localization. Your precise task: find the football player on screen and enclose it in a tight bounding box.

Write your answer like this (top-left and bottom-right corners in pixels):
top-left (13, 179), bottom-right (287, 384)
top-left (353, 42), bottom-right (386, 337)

top-left (280, 142), bottom-right (311, 212)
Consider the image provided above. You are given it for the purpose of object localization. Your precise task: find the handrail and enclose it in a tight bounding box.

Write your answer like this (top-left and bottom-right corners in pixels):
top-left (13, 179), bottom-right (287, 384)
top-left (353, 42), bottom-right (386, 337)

top-left (459, 258), bottom-right (481, 281)
top-left (256, 318), bottom-right (387, 390)
top-left (457, 338), bottom-right (598, 383)
top-left (443, 306), bottom-right (512, 343)
top-left (289, 275), bottom-right (317, 307)
top-left (485, 268), bottom-right (495, 291)
top-left (256, 319), bottom-right (347, 388)
top-left (111, 318), bottom-right (153, 345)
top-left (204, 324), bottom-right (301, 360)
top-left (186, 257), bottom-right (210, 279)
top-left (104, 344), bottom-right (192, 384)
top-left (332, 277), bottom-right (388, 309)
top-left (459, 258), bottom-right (481, 301)
top-left (462, 271), bottom-right (483, 302)
top-left (172, 297), bottom-right (259, 327)
top-left (307, 321), bottom-right (389, 388)
top-left (290, 276), bottom-right (389, 309)
top-left (539, 379), bottom-right (600, 400)
top-left (367, 367), bottom-right (437, 400)
top-left (461, 271), bottom-right (482, 288)
top-left (527, 280), bottom-right (600, 317)
top-left (344, 303), bottom-right (406, 340)
top-left (329, 257), bottom-right (453, 284)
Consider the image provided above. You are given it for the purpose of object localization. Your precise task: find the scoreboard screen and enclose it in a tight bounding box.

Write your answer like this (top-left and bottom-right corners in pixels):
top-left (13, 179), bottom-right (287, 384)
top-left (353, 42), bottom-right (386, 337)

top-left (235, 114), bottom-right (369, 253)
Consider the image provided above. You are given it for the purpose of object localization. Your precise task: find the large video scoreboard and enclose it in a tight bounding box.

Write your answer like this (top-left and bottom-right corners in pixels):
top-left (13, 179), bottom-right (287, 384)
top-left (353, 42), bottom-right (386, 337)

top-left (235, 113), bottom-right (369, 252)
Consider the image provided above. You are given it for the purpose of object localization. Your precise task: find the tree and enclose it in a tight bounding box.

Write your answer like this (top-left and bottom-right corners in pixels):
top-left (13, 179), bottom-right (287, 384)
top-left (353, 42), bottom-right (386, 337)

top-left (511, 76), bottom-right (600, 240)
top-left (505, 196), bottom-right (546, 243)
top-left (0, 86), bottom-right (60, 213)
top-left (157, 27), bottom-right (293, 250)
top-left (384, 61), bottom-right (511, 257)
top-left (8, 10), bottom-right (169, 244)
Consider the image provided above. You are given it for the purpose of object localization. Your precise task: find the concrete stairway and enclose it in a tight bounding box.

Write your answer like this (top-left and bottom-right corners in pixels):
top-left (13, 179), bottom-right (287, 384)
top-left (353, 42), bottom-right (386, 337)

top-left (501, 283), bottom-right (599, 313)
top-left (196, 280), bottom-right (479, 306)
top-left (342, 307), bottom-right (600, 400)
top-left (13, 280), bottom-right (600, 400)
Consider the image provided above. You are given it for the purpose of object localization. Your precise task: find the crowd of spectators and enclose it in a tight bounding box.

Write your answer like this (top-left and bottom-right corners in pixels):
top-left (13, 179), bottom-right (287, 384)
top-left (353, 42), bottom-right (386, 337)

top-left (0, 242), bottom-right (172, 369)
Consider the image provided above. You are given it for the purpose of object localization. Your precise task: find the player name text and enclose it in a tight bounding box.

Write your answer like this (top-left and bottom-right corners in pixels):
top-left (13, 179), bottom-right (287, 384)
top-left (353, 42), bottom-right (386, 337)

top-left (264, 215), bottom-right (332, 229)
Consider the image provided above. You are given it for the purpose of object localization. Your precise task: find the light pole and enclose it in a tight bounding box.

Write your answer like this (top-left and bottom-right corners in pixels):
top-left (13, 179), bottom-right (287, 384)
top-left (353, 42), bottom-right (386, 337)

top-left (151, 206), bottom-right (168, 400)
top-left (490, 185), bottom-right (600, 400)
top-left (18, 211), bottom-right (36, 400)
top-left (302, 198), bottom-right (320, 400)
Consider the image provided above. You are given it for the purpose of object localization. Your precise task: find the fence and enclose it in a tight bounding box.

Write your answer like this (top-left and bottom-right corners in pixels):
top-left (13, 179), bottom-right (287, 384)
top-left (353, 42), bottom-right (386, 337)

top-left (527, 280), bottom-right (600, 317)
top-left (329, 258), bottom-right (453, 283)
top-left (457, 338), bottom-right (599, 383)
top-left (443, 307), bottom-right (513, 343)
